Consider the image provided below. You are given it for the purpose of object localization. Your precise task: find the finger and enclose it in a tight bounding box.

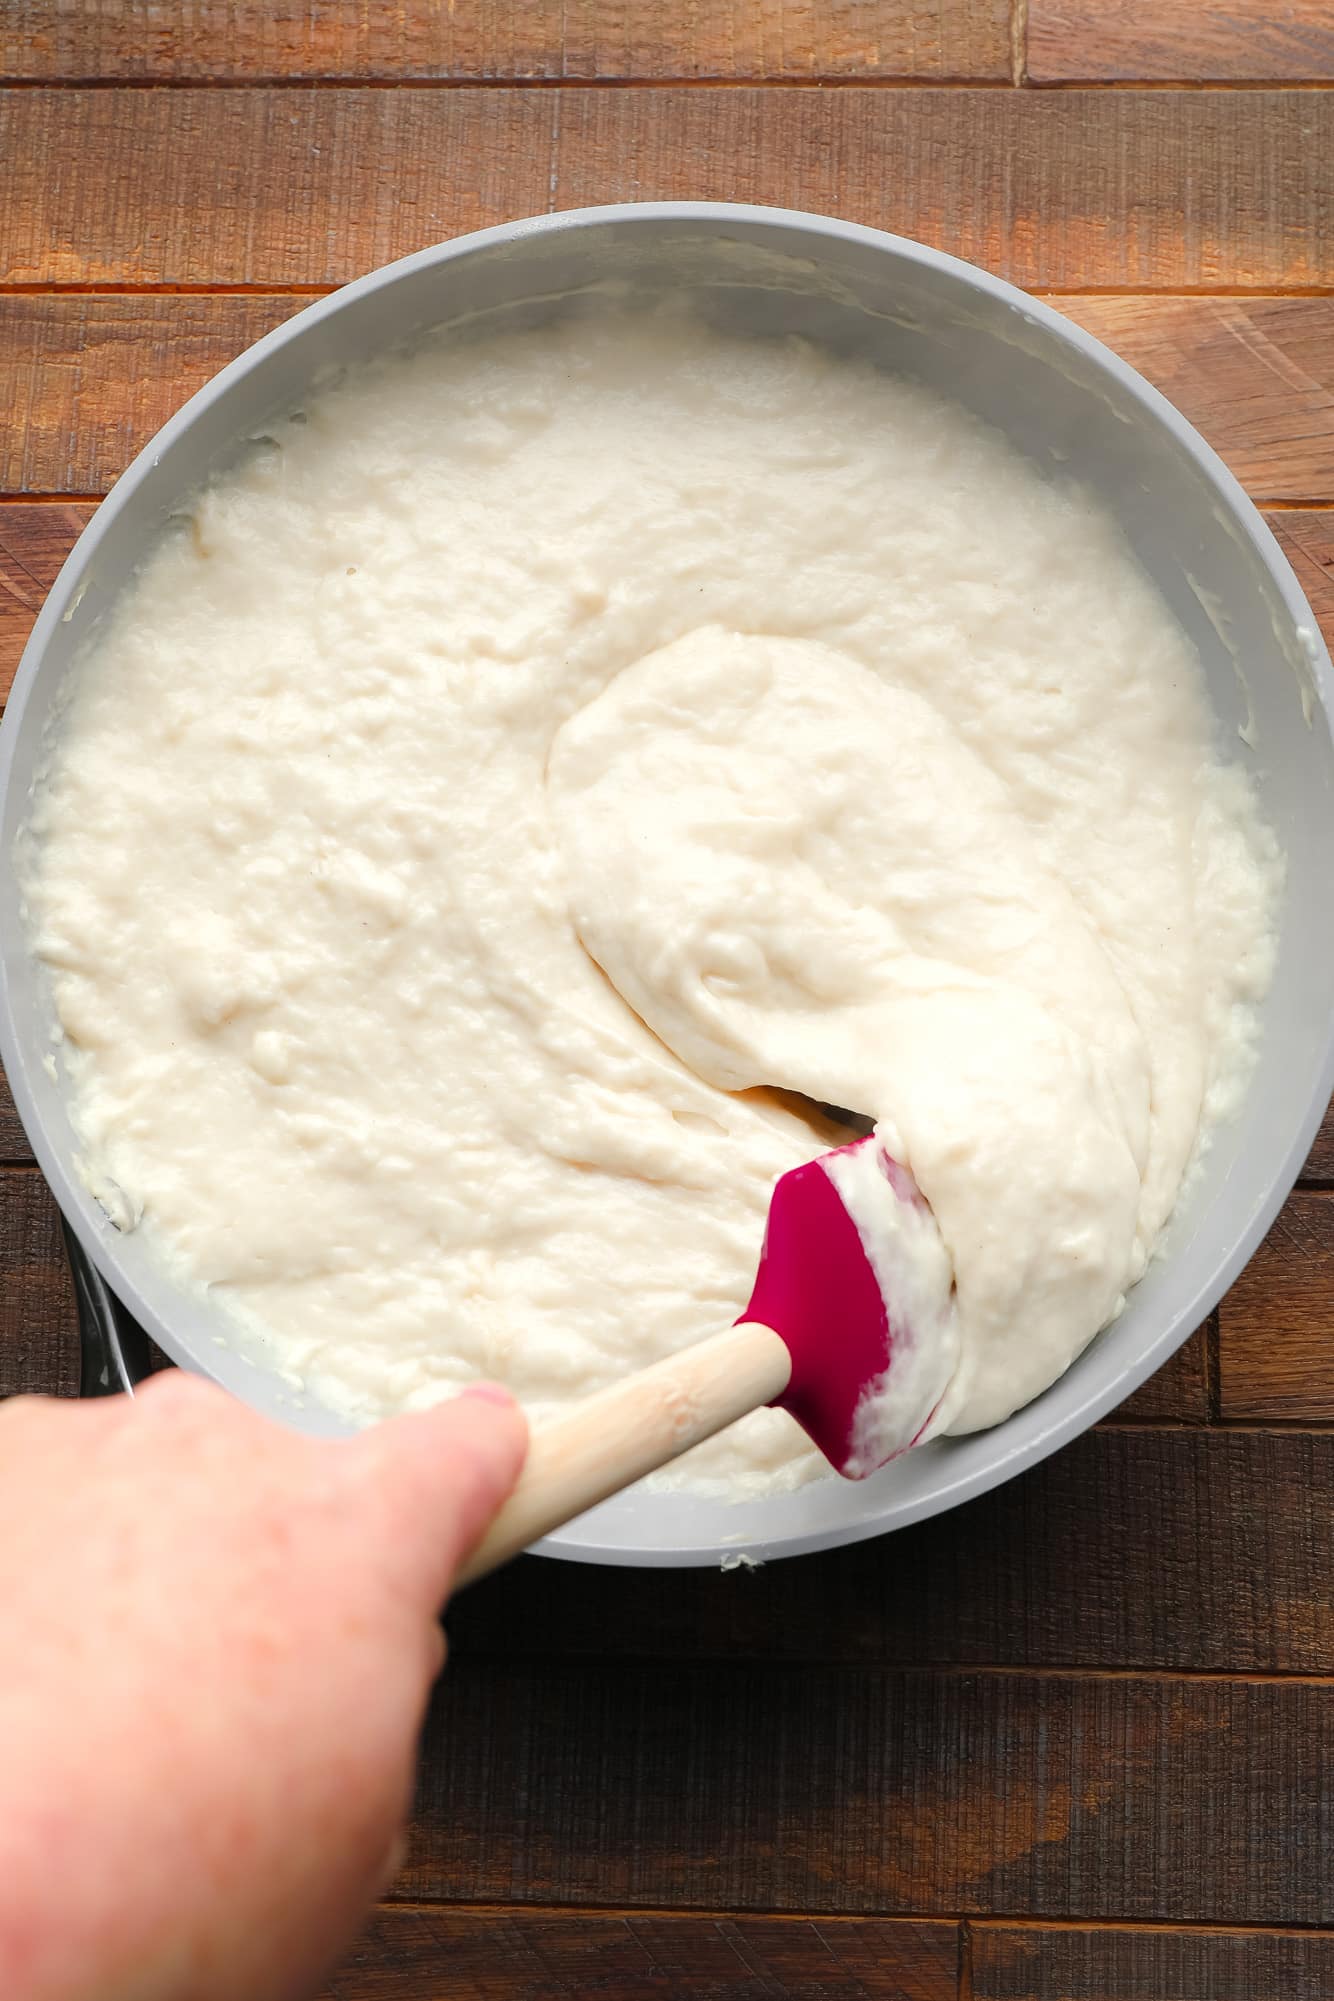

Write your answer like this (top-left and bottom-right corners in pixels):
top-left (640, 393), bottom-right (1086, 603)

top-left (343, 1387), bottom-right (528, 1606)
top-left (133, 1368), bottom-right (234, 1415)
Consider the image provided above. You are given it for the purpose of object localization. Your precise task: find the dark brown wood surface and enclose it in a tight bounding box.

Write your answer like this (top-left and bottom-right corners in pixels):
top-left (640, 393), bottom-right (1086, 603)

top-left (324, 1909), bottom-right (962, 1999)
top-left (1307, 1099), bottom-right (1334, 1181)
top-left (971, 1925), bottom-right (1334, 2001)
top-left (2, 7), bottom-right (1332, 1998)
top-left (400, 1666), bottom-right (1330, 1921)
top-left (1220, 1194), bottom-right (1334, 1420)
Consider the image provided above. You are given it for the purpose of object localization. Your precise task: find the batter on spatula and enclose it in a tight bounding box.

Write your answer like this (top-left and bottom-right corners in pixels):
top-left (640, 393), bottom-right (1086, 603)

top-left (457, 1132), bottom-right (958, 1581)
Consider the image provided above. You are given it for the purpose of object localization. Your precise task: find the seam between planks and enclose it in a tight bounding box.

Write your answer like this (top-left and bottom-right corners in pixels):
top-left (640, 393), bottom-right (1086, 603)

top-left (0, 284), bottom-right (338, 297)
top-left (5, 75), bottom-right (1334, 91)
top-left (372, 1896), bottom-right (1334, 1937)
top-left (437, 1656), bottom-right (1334, 1685)
top-left (0, 75), bottom-right (1026, 92)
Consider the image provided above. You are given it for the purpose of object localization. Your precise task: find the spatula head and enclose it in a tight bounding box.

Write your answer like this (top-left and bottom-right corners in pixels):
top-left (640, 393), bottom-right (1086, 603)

top-left (740, 1135), bottom-right (957, 1479)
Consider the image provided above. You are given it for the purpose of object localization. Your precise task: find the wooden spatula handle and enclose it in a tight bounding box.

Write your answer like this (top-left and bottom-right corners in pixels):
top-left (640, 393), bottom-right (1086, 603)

top-left (454, 1321), bottom-right (791, 1588)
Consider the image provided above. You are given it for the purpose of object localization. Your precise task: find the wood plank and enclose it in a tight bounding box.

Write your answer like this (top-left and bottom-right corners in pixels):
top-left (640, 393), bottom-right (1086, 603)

top-left (1054, 299), bottom-right (1334, 504)
top-left (0, 90), bottom-right (551, 287)
top-left (449, 1428), bottom-right (1334, 1673)
top-left (4, 88), bottom-right (1334, 292)
top-left (972, 1922), bottom-right (1334, 2001)
top-left (4, 1), bottom-right (1012, 83)
top-left (7, 295), bottom-right (1334, 506)
top-left (1271, 513), bottom-right (1334, 680)
top-left (1112, 1321), bottom-right (1208, 1420)
top-left (320, 1908), bottom-right (960, 2000)
top-left (0, 1066), bottom-right (33, 1164)
top-left (402, 1666), bottom-right (1331, 1921)
top-left (1028, 0), bottom-right (1334, 84)
top-left (1219, 1191), bottom-right (1334, 1420)
top-left (1305, 1098), bottom-right (1334, 1182)
top-left (0, 1166), bottom-right (76, 1398)
top-left (0, 500), bottom-right (94, 700)
top-left (0, 296), bottom-right (301, 497)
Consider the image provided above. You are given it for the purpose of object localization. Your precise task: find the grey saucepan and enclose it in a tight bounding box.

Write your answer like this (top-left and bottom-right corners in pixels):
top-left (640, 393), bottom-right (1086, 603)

top-left (3, 204), bottom-right (1332, 1566)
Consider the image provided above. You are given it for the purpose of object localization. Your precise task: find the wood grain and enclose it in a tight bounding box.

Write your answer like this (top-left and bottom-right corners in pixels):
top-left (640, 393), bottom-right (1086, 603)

top-left (4, 88), bottom-right (1334, 292)
top-left (0, 296), bottom-right (300, 497)
top-left (0, 500), bottom-right (94, 699)
top-left (450, 1427), bottom-right (1334, 1673)
top-left (7, 296), bottom-right (1334, 505)
top-left (1271, 513), bottom-right (1334, 662)
top-left (1306, 1099), bottom-right (1334, 1182)
top-left (972, 1922), bottom-right (1334, 2001)
top-left (0, 1066), bottom-right (33, 1163)
top-left (0, 1167), bottom-right (76, 1398)
top-left (1054, 299), bottom-right (1334, 503)
top-left (319, 1908), bottom-right (960, 2000)
top-left (5, 1), bottom-right (1012, 83)
top-left (1113, 1321), bottom-right (1208, 1420)
top-left (1219, 1192), bottom-right (1334, 1419)
top-left (402, 1665), bottom-right (1332, 1921)
top-left (1028, 0), bottom-right (1334, 84)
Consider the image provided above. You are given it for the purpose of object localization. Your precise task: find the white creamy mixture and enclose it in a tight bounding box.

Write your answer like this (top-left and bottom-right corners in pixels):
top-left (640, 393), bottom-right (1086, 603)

top-left (23, 314), bottom-right (1279, 1493)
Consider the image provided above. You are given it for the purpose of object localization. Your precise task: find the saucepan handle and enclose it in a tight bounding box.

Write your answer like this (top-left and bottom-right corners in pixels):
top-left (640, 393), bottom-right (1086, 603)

top-left (62, 1220), bottom-right (159, 1397)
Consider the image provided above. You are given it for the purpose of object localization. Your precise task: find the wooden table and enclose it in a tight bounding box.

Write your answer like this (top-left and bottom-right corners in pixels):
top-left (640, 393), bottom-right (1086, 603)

top-left (3, 6), bottom-right (1334, 1996)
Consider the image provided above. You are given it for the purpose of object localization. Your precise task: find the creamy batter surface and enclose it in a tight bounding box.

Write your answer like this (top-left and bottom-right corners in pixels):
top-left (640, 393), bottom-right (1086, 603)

top-left (22, 314), bottom-right (1280, 1493)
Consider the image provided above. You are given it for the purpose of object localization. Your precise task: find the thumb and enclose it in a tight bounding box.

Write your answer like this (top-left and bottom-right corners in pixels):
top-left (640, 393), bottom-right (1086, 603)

top-left (345, 1386), bottom-right (529, 1606)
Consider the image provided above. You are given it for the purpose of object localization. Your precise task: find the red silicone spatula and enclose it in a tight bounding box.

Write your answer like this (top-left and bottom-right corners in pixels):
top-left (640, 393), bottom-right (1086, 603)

top-left (456, 1134), bottom-right (950, 1584)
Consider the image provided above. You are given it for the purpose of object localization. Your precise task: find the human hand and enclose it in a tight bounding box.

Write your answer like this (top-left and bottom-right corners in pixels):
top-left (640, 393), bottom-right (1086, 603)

top-left (0, 1371), bottom-right (527, 2001)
